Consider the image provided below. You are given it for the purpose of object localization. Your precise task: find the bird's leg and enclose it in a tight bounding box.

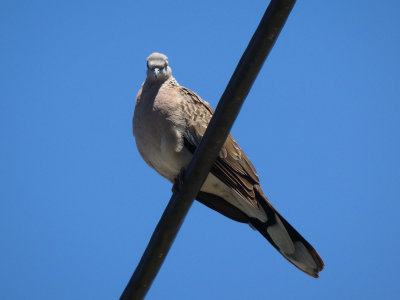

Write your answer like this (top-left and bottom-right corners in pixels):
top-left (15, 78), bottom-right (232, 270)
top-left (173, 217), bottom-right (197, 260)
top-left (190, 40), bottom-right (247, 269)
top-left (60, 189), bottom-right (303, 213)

top-left (172, 167), bottom-right (186, 193)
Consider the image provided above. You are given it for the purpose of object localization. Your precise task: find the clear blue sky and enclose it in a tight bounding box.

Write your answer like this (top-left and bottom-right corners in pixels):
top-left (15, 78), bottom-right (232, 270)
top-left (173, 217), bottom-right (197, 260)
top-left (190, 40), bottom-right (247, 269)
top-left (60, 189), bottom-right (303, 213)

top-left (1, 1), bottom-right (399, 299)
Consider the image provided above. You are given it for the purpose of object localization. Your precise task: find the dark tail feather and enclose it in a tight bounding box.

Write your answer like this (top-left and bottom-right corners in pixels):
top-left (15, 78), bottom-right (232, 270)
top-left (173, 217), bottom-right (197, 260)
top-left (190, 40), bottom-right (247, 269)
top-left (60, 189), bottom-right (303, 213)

top-left (251, 187), bottom-right (324, 278)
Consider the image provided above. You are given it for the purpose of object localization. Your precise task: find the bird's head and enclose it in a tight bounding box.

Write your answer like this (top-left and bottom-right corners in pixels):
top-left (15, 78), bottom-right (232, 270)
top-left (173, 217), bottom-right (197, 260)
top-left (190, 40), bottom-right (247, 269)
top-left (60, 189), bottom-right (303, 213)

top-left (146, 52), bottom-right (172, 82)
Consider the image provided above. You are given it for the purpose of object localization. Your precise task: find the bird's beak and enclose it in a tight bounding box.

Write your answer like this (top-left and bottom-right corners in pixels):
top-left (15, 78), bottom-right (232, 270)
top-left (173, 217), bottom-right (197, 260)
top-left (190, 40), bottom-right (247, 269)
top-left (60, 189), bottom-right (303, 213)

top-left (153, 68), bottom-right (160, 78)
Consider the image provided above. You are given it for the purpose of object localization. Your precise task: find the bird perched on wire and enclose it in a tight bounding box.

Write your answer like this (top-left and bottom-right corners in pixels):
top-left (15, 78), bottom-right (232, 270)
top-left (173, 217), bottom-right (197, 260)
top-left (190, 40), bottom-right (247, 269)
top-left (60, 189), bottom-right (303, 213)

top-left (132, 52), bottom-right (324, 278)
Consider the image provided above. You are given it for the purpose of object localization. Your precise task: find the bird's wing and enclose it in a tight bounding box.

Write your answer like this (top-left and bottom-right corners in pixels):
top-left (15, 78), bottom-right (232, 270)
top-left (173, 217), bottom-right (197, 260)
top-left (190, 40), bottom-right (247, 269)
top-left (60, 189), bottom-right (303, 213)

top-left (177, 86), bottom-right (324, 278)
top-left (178, 86), bottom-right (261, 209)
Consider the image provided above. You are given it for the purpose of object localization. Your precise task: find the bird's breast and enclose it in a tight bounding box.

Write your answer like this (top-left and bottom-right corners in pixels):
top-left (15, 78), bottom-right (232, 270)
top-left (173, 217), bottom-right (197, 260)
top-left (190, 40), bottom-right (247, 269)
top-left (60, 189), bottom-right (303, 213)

top-left (133, 88), bottom-right (191, 181)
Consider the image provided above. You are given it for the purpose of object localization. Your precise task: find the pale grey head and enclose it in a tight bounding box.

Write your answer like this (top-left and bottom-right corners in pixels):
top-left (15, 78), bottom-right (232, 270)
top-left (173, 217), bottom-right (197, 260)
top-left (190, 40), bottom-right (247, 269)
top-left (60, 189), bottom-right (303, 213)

top-left (146, 52), bottom-right (172, 82)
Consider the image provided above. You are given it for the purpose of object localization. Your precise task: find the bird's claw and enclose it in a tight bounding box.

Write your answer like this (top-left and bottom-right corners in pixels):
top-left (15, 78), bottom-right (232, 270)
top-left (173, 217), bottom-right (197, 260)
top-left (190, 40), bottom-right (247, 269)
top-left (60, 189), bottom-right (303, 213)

top-left (172, 167), bottom-right (186, 193)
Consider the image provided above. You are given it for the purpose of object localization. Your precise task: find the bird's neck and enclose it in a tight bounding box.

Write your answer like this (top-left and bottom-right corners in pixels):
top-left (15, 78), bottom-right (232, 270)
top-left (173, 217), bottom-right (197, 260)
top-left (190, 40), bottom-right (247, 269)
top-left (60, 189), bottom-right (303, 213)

top-left (144, 76), bottom-right (179, 89)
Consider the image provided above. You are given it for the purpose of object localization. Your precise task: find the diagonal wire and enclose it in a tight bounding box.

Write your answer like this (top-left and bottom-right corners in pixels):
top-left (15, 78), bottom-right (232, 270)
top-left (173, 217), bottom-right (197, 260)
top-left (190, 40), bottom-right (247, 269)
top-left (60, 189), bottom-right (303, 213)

top-left (120, 1), bottom-right (296, 299)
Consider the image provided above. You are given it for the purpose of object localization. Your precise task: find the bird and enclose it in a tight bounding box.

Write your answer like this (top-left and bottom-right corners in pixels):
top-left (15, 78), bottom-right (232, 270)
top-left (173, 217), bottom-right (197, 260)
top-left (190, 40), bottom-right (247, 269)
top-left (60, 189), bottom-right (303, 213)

top-left (132, 52), bottom-right (324, 278)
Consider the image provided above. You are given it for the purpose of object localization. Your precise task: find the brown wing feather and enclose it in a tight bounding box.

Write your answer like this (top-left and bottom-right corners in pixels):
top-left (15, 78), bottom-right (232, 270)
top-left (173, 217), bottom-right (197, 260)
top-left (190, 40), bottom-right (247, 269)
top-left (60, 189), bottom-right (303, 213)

top-left (179, 86), bottom-right (325, 277)
top-left (178, 86), bottom-right (260, 209)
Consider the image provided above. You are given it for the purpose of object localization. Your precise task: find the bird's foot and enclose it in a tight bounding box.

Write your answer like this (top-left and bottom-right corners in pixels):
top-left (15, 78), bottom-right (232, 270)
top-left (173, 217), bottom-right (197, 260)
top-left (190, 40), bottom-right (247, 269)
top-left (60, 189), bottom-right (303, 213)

top-left (172, 167), bottom-right (186, 193)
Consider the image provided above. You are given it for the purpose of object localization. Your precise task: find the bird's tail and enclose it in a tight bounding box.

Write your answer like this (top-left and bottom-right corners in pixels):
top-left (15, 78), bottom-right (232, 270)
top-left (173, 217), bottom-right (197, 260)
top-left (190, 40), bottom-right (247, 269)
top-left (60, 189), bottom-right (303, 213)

top-left (250, 186), bottom-right (324, 278)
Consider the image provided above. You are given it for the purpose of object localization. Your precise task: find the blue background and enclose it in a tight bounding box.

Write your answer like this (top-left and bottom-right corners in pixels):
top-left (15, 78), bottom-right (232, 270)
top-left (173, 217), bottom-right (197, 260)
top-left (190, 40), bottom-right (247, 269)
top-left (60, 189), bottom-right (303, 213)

top-left (1, 1), bottom-right (399, 299)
